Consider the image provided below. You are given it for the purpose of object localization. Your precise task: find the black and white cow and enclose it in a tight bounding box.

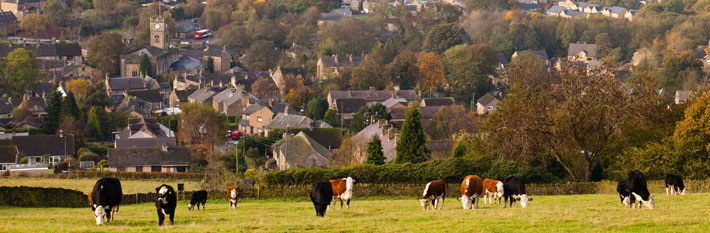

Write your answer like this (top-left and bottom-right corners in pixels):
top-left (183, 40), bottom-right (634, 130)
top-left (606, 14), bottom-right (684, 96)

top-left (310, 181), bottom-right (333, 217)
top-left (188, 190), bottom-right (207, 211)
top-left (627, 170), bottom-right (655, 209)
top-left (155, 184), bottom-right (177, 225)
top-left (616, 179), bottom-right (634, 206)
top-left (90, 178), bottom-right (123, 225)
top-left (502, 176), bottom-right (532, 208)
top-left (665, 174), bottom-right (686, 196)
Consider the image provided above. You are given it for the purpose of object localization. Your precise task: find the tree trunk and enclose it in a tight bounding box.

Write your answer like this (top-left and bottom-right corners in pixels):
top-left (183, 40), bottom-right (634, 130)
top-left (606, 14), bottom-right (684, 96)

top-left (551, 152), bottom-right (578, 181)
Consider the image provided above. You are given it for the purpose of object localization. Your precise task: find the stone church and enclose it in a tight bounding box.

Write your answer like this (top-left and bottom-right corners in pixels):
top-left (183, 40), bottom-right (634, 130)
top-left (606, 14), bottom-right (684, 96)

top-left (120, 16), bottom-right (179, 77)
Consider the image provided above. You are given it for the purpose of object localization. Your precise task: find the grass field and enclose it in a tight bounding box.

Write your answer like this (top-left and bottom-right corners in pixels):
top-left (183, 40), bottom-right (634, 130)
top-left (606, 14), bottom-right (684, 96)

top-left (1, 193), bottom-right (709, 232)
top-left (0, 178), bottom-right (202, 194)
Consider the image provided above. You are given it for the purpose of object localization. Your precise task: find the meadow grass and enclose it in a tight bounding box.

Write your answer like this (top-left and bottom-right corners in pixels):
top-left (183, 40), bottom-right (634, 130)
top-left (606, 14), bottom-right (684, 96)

top-left (0, 178), bottom-right (202, 194)
top-left (0, 193), bottom-right (709, 232)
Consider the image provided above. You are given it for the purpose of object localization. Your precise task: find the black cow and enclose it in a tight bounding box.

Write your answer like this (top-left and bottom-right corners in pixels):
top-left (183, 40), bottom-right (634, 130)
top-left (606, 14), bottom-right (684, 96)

top-left (616, 180), bottom-right (634, 206)
top-left (310, 181), bottom-right (333, 217)
top-left (188, 190), bottom-right (208, 211)
top-left (155, 184), bottom-right (177, 225)
top-left (665, 174), bottom-right (686, 196)
top-left (91, 178), bottom-right (122, 225)
top-left (502, 176), bottom-right (532, 208)
top-left (627, 170), bottom-right (655, 209)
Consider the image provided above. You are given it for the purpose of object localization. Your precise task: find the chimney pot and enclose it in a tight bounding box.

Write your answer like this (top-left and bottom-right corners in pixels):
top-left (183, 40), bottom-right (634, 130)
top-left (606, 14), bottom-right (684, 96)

top-left (161, 143), bottom-right (168, 152)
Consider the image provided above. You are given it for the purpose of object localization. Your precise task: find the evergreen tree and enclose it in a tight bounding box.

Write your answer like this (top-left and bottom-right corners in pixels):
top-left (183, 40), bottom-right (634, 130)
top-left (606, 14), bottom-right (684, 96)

top-left (395, 105), bottom-right (430, 163)
top-left (61, 91), bottom-right (81, 120)
top-left (87, 106), bottom-right (103, 140)
top-left (323, 109), bottom-right (340, 127)
top-left (451, 139), bottom-right (466, 158)
top-left (366, 135), bottom-right (385, 165)
top-left (43, 87), bottom-right (63, 134)
top-left (206, 57), bottom-right (215, 73)
top-left (139, 54), bottom-right (153, 77)
top-left (306, 98), bottom-right (328, 120)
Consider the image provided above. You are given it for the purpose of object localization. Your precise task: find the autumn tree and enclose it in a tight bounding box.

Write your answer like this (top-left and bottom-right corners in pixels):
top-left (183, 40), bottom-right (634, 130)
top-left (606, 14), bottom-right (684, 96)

top-left (20, 14), bottom-right (48, 35)
top-left (244, 40), bottom-right (279, 71)
top-left (443, 44), bottom-right (496, 103)
top-left (423, 23), bottom-right (463, 54)
top-left (669, 90), bottom-right (710, 179)
top-left (65, 79), bottom-right (91, 100)
top-left (0, 48), bottom-right (39, 99)
top-left (251, 77), bottom-right (278, 98)
top-left (42, 0), bottom-right (72, 26)
top-left (395, 105), bottom-right (430, 163)
top-left (11, 105), bottom-right (32, 121)
top-left (366, 135), bottom-right (385, 165)
top-left (416, 52), bottom-right (447, 97)
top-left (429, 105), bottom-right (474, 140)
top-left (87, 32), bottom-right (125, 75)
top-left (385, 51), bottom-right (421, 90)
top-left (179, 102), bottom-right (228, 148)
top-left (284, 86), bottom-right (314, 112)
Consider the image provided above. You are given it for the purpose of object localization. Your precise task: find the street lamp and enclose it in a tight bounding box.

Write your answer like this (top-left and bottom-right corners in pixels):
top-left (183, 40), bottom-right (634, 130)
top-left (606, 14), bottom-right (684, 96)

top-left (59, 130), bottom-right (66, 164)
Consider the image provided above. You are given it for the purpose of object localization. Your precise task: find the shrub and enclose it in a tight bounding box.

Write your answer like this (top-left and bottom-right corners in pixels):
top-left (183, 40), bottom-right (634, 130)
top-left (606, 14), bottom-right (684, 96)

top-left (87, 145), bottom-right (109, 156)
top-left (78, 152), bottom-right (99, 162)
top-left (0, 186), bottom-right (87, 208)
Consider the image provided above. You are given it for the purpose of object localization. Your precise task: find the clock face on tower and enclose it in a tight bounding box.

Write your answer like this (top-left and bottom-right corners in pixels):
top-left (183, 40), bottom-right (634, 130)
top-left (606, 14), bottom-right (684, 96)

top-left (154, 24), bottom-right (161, 29)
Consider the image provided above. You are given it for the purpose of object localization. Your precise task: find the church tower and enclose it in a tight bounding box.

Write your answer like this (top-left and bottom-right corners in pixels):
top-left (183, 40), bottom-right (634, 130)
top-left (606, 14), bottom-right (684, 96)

top-left (150, 16), bottom-right (168, 50)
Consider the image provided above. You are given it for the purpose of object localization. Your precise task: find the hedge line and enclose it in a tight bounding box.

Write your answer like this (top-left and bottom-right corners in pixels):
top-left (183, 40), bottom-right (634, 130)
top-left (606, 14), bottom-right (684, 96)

top-left (262, 158), bottom-right (558, 186)
top-left (47, 171), bottom-right (207, 180)
top-left (0, 186), bottom-right (87, 208)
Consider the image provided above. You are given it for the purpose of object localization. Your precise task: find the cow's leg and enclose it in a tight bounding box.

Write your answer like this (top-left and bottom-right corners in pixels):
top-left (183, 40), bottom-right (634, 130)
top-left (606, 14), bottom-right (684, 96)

top-left (503, 196), bottom-right (508, 208)
top-left (157, 210), bottom-right (165, 226)
top-left (665, 186), bottom-right (669, 196)
top-left (340, 197), bottom-right (344, 209)
top-left (169, 213), bottom-right (174, 225)
top-left (346, 199), bottom-right (351, 209)
top-left (474, 195), bottom-right (479, 209)
top-left (439, 195), bottom-right (444, 210)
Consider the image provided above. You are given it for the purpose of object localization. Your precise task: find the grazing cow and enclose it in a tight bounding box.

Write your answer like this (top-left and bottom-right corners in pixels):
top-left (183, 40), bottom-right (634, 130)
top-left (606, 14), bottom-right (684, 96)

top-left (310, 181), bottom-right (333, 217)
top-left (482, 178), bottom-right (504, 204)
top-left (155, 184), bottom-right (177, 226)
top-left (188, 190), bottom-right (208, 211)
top-left (665, 174), bottom-right (686, 196)
top-left (419, 179), bottom-right (446, 210)
top-left (502, 176), bottom-right (532, 208)
top-left (627, 170), bottom-right (655, 209)
top-left (329, 177), bottom-right (356, 209)
top-left (458, 175), bottom-right (483, 209)
top-left (616, 180), bottom-right (634, 206)
top-left (227, 186), bottom-right (239, 210)
top-left (90, 178), bottom-right (122, 225)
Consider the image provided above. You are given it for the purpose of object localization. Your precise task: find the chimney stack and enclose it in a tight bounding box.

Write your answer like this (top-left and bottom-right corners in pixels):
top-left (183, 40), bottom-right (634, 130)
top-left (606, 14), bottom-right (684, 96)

top-left (161, 143), bottom-right (168, 152)
top-left (284, 106), bottom-right (289, 115)
top-left (369, 86), bottom-right (375, 92)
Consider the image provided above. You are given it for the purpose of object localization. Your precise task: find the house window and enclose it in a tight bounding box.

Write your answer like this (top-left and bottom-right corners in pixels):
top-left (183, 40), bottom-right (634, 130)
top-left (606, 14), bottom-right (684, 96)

top-left (487, 106), bottom-right (493, 110)
top-left (132, 71), bottom-right (138, 76)
top-left (50, 156), bottom-right (61, 166)
top-left (246, 115), bottom-right (249, 119)
top-left (151, 166), bottom-right (161, 172)
top-left (0, 164), bottom-right (6, 171)
top-left (118, 167), bottom-right (126, 172)
top-left (34, 157), bottom-right (41, 163)
top-left (154, 35), bottom-right (160, 43)
top-left (311, 158), bottom-right (316, 167)
top-left (257, 116), bottom-right (262, 122)
top-left (135, 166), bottom-right (143, 172)
top-left (176, 166), bottom-right (187, 172)
top-left (242, 126), bottom-right (246, 130)
top-left (257, 128), bottom-right (263, 133)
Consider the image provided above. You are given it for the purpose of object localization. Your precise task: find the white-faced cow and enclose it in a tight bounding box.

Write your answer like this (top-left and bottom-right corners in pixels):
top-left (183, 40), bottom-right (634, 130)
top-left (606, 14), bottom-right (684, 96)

top-left (665, 174), bottom-right (686, 196)
top-left (627, 170), bottom-right (655, 209)
top-left (419, 179), bottom-right (446, 210)
top-left (458, 175), bottom-right (483, 209)
top-left (310, 181), bottom-right (333, 217)
top-left (482, 178), bottom-right (504, 204)
top-left (330, 177), bottom-right (356, 209)
top-left (155, 184), bottom-right (177, 225)
top-left (502, 176), bottom-right (532, 208)
top-left (227, 186), bottom-right (239, 210)
top-left (90, 178), bottom-right (123, 225)
top-left (616, 179), bottom-right (633, 206)
top-left (188, 190), bottom-right (207, 211)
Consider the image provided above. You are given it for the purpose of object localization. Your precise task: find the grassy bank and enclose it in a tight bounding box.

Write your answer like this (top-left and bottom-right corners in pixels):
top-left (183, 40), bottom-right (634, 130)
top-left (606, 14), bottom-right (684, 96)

top-left (0, 178), bottom-right (202, 194)
top-left (0, 193), bottom-right (708, 232)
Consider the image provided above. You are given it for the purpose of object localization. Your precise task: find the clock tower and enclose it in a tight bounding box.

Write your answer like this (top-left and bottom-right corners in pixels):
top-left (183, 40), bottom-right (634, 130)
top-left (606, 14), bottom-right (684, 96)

top-left (150, 16), bottom-right (168, 50)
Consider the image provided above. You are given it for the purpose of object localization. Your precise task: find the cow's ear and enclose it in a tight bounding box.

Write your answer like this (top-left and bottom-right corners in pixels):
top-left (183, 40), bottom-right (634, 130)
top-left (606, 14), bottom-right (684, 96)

top-left (156, 187), bottom-right (160, 192)
top-left (529, 197), bottom-right (533, 201)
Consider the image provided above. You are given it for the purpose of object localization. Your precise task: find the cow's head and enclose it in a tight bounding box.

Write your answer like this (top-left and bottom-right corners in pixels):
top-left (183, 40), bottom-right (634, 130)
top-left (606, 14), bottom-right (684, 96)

top-left (418, 198), bottom-right (431, 211)
top-left (622, 196), bottom-right (631, 206)
top-left (156, 186), bottom-right (169, 204)
top-left (459, 195), bottom-right (472, 209)
top-left (187, 203), bottom-right (194, 211)
top-left (93, 204), bottom-right (106, 225)
top-left (681, 188), bottom-right (687, 195)
top-left (642, 195), bottom-right (655, 209)
top-left (230, 189), bottom-right (238, 199)
top-left (518, 194), bottom-right (532, 208)
top-left (345, 177), bottom-right (356, 190)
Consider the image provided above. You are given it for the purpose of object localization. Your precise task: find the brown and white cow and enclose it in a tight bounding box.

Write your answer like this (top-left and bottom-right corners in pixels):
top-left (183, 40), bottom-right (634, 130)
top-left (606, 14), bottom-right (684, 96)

top-left (329, 177), bottom-right (356, 209)
top-left (457, 175), bottom-right (483, 209)
top-left (419, 179), bottom-right (446, 210)
top-left (227, 186), bottom-right (239, 210)
top-left (483, 178), bottom-right (504, 204)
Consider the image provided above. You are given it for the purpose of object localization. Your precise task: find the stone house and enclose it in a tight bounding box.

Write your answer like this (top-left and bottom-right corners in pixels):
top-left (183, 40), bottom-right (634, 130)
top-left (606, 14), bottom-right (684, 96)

top-left (108, 145), bottom-right (190, 173)
top-left (271, 132), bottom-right (331, 170)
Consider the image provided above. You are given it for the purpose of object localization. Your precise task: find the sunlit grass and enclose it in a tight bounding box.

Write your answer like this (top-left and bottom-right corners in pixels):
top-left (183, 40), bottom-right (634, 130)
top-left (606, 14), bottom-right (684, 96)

top-left (0, 178), bottom-right (202, 194)
top-left (0, 193), bottom-right (708, 232)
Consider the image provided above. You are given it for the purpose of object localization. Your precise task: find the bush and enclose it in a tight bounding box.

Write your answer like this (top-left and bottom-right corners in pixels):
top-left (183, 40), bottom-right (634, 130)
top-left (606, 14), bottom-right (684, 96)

top-left (87, 145), bottom-right (109, 156)
top-left (49, 170), bottom-right (206, 180)
top-left (97, 159), bottom-right (108, 168)
top-left (78, 152), bottom-right (99, 162)
top-left (0, 186), bottom-right (87, 208)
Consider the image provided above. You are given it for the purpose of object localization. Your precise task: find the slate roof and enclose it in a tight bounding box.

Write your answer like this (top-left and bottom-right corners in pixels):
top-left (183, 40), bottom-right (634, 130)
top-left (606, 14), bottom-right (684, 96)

top-left (12, 135), bottom-right (75, 157)
top-left (170, 56), bottom-right (202, 71)
top-left (329, 89), bottom-right (417, 103)
top-left (0, 101), bottom-right (12, 115)
top-left (119, 116), bottom-right (174, 139)
top-left (496, 53), bottom-right (509, 65)
top-left (55, 43), bottom-right (82, 57)
top-left (108, 146), bottom-right (190, 167)
top-left (188, 87), bottom-right (225, 102)
top-left (335, 98), bottom-right (367, 114)
top-left (319, 55), bottom-right (364, 68)
top-left (127, 46), bottom-right (170, 58)
top-left (114, 138), bottom-right (177, 148)
top-left (114, 96), bottom-right (150, 116)
top-left (243, 104), bottom-right (266, 115)
top-left (212, 88), bottom-right (245, 107)
top-left (265, 113), bottom-right (314, 130)
top-left (519, 2), bottom-right (541, 11)
top-left (568, 43), bottom-right (598, 59)
top-left (421, 98), bottom-right (454, 107)
top-left (173, 89), bottom-right (196, 103)
top-left (477, 93), bottom-right (498, 106)
top-left (272, 132), bottom-right (331, 169)
top-left (176, 22), bottom-right (198, 33)
top-left (546, 5), bottom-right (564, 14)
top-left (0, 145), bottom-right (16, 163)
top-left (301, 129), bottom-right (341, 149)
top-left (0, 11), bottom-right (16, 22)
top-left (609, 6), bottom-right (627, 15)
top-left (107, 77), bottom-right (146, 92)
top-left (0, 43), bottom-right (81, 58)
top-left (127, 89), bottom-right (163, 103)
top-left (267, 103), bottom-right (298, 115)
top-left (320, 13), bottom-right (343, 21)
top-left (381, 97), bottom-right (408, 109)
top-left (353, 122), bottom-right (397, 161)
